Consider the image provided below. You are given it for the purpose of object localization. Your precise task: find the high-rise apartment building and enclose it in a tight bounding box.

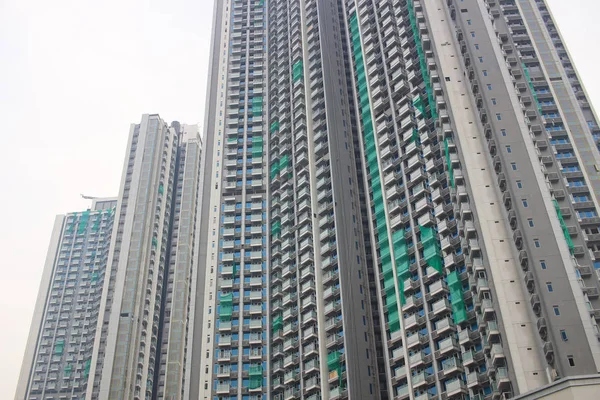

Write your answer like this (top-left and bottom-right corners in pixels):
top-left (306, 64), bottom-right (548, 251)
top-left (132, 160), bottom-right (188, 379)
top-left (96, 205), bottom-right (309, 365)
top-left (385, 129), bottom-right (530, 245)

top-left (15, 198), bottom-right (117, 400)
top-left (87, 115), bottom-right (204, 400)
top-left (197, 0), bottom-right (600, 399)
top-left (195, 1), bottom-right (380, 399)
top-left (16, 114), bottom-right (205, 400)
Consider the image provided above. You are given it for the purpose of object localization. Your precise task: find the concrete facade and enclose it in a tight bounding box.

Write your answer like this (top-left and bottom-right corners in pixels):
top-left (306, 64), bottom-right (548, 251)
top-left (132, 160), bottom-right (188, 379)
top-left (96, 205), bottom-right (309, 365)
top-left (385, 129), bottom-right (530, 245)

top-left (75, 115), bottom-right (203, 400)
top-left (198, 0), bottom-right (600, 399)
top-left (512, 374), bottom-right (600, 400)
top-left (15, 199), bottom-right (117, 400)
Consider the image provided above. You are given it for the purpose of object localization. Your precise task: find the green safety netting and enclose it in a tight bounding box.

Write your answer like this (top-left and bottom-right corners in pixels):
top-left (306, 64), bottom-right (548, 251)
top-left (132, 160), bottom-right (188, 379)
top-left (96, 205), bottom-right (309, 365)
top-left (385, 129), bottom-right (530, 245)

top-left (249, 365), bottom-right (263, 389)
top-left (271, 220), bottom-right (281, 237)
top-left (66, 212), bottom-right (77, 233)
top-left (327, 351), bottom-right (343, 386)
top-left (91, 272), bottom-right (99, 284)
top-left (407, 0), bottom-right (437, 121)
top-left (92, 214), bottom-right (101, 232)
top-left (84, 359), bottom-right (91, 378)
top-left (523, 64), bottom-right (543, 114)
top-left (232, 264), bottom-right (238, 277)
top-left (351, 12), bottom-right (404, 331)
top-left (54, 339), bottom-right (65, 355)
top-left (158, 183), bottom-right (164, 195)
top-left (393, 229), bottom-right (409, 307)
top-left (420, 225), bottom-right (443, 273)
top-left (152, 237), bottom-right (158, 248)
top-left (553, 200), bottom-right (575, 254)
top-left (270, 163), bottom-right (280, 180)
top-left (270, 121), bottom-right (279, 133)
top-left (444, 139), bottom-right (455, 188)
top-left (412, 128), bottom-right (419, 143)
top-left (77, 210), bottom-right (91, 235)
top-left (252, 96), bottom-right (263, 116)
top-left (292, 61), bottom-right (303, 82)
top-left (252, 136), bottom-right (263, 157)
top-left (64, 364), bottom-right (72, 377)
top-left (272, 314), bottom-right (283, 333)
top-left (220, 293), bottom-right (233, 322)
top-left (447, 271), bottom-right (467, 323)
top-left (279, 154), bottom-right (289, 171)
top-left (413, 95), bottom-right (426, 115)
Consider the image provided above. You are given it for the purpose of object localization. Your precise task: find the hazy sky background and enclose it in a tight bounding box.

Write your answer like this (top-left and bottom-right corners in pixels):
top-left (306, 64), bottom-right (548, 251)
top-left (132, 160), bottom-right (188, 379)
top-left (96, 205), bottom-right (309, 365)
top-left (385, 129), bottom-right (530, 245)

top-left (1, 0), bottom-right (599, 397)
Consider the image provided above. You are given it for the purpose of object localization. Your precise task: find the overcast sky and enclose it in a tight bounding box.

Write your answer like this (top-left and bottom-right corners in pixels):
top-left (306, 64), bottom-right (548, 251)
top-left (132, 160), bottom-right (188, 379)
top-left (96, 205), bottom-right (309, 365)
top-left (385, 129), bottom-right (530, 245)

top-left (1, 0), bottom-right (599, 397)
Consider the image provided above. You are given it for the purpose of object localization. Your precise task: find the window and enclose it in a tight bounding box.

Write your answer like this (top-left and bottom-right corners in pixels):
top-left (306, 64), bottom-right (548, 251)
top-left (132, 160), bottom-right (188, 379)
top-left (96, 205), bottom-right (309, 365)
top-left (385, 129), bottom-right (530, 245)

top-left (578, 209), bottom-right (598, 218)
top-left (475, 43), bottom-right (480, 50)
top-left (528, 218), bottom-right (534, 227)
top-left (522, 199), bottom-right (529, 207)
top-left (560, 330), bottom-right (568, 341)
top-left (516, 180), bottom-right (523, 188)
top-left (573, 195), bottom-right (589, 202)
top-left (487, 84), bottom-right (493, 90)
top-left (567, 355), bottom-right (575, 367)
top-left (492, 98), bottom-right (497, 105)
top-left (540, 260), bottom-right (547, 269)
top-left (506, 145), bottom-right (512, 153)
top-left (471, 31), bottom-right (476, 37)
top-left (501, 129), bottom-right (507, 136)
top-left (483, 70), bottom-right (488, 76)
top-left (569, 179), bottom-right (585, 187)
top-left (478, 56), bottom-right (484, 63)
top-left (511, 162), bottom-right (517, 170)
top-left (467, 19), bottom-right (472, 25)
top-left (534, 239), bottom-right (541, 248)
top-left (553, 305), bottom-right (560, 315)
top-left (546, 282), bottom-right (553, 292)
top-left (496, 113), bottom-right (502, 120)
top-left (556, 151), bottom-right (573, 159)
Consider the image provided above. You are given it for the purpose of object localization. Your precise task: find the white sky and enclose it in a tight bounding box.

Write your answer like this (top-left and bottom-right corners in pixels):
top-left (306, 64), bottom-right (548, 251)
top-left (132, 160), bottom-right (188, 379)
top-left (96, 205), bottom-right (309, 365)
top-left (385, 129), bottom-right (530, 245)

top-left (1, 0), bottom-right (599, 397)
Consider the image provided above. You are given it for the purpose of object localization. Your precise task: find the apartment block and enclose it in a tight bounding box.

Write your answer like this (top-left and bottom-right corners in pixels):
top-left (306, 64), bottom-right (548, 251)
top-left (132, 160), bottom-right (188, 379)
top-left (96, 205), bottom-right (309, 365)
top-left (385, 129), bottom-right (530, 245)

top-left (16, 198), bottom-right (117, 400)
top-left (197, 0), bottom-right (600, 400)
top-left (84, 115), bottom-right (204, 400)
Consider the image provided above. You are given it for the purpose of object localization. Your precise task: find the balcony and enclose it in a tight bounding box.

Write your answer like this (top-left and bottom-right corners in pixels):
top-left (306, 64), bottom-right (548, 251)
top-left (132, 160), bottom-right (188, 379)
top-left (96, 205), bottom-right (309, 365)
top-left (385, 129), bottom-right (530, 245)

top-left (396, 384), bottom-right (410, 399)
top-left (462, 349), bottom-right (482, 367)
top-left (406, 333), bottom-right (428, 349)
top-left (216, 384), bottom-right (230, 394)
top-left (409, 351), bottom-right (428, 368)
top-left (491, 343), bottom-right (505, 365)
top-left (402, 295), bottom-right (422, 312)
top-left (496, 366), bottom-right (510, 389)
top-left (432, 298), bottom-right (452, 316)
top-left (434, 317), bottom-right (454, 336)
top-left (446, 378), bottom-right (467, 396)
top-left (480, 299), bottom-right (494, 318)
top-left (412, 371), bottom-right (433, 389)
top-left (391, 346), bottom-right (405, 363)
top-left (467, 371), bottom-right (481, 388)
top-left (458, 328), bottom-right (476, 345)
top-left (441, 356), bottom-right (462, 376)
top-left (438, 336), bottom-right (458, 356)
top-left (404, 313), bottom-right (426, 330)
top-left (487, 320), bottom-right (500, 341)
top-left (428, 280), bottom-right (448, 297)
